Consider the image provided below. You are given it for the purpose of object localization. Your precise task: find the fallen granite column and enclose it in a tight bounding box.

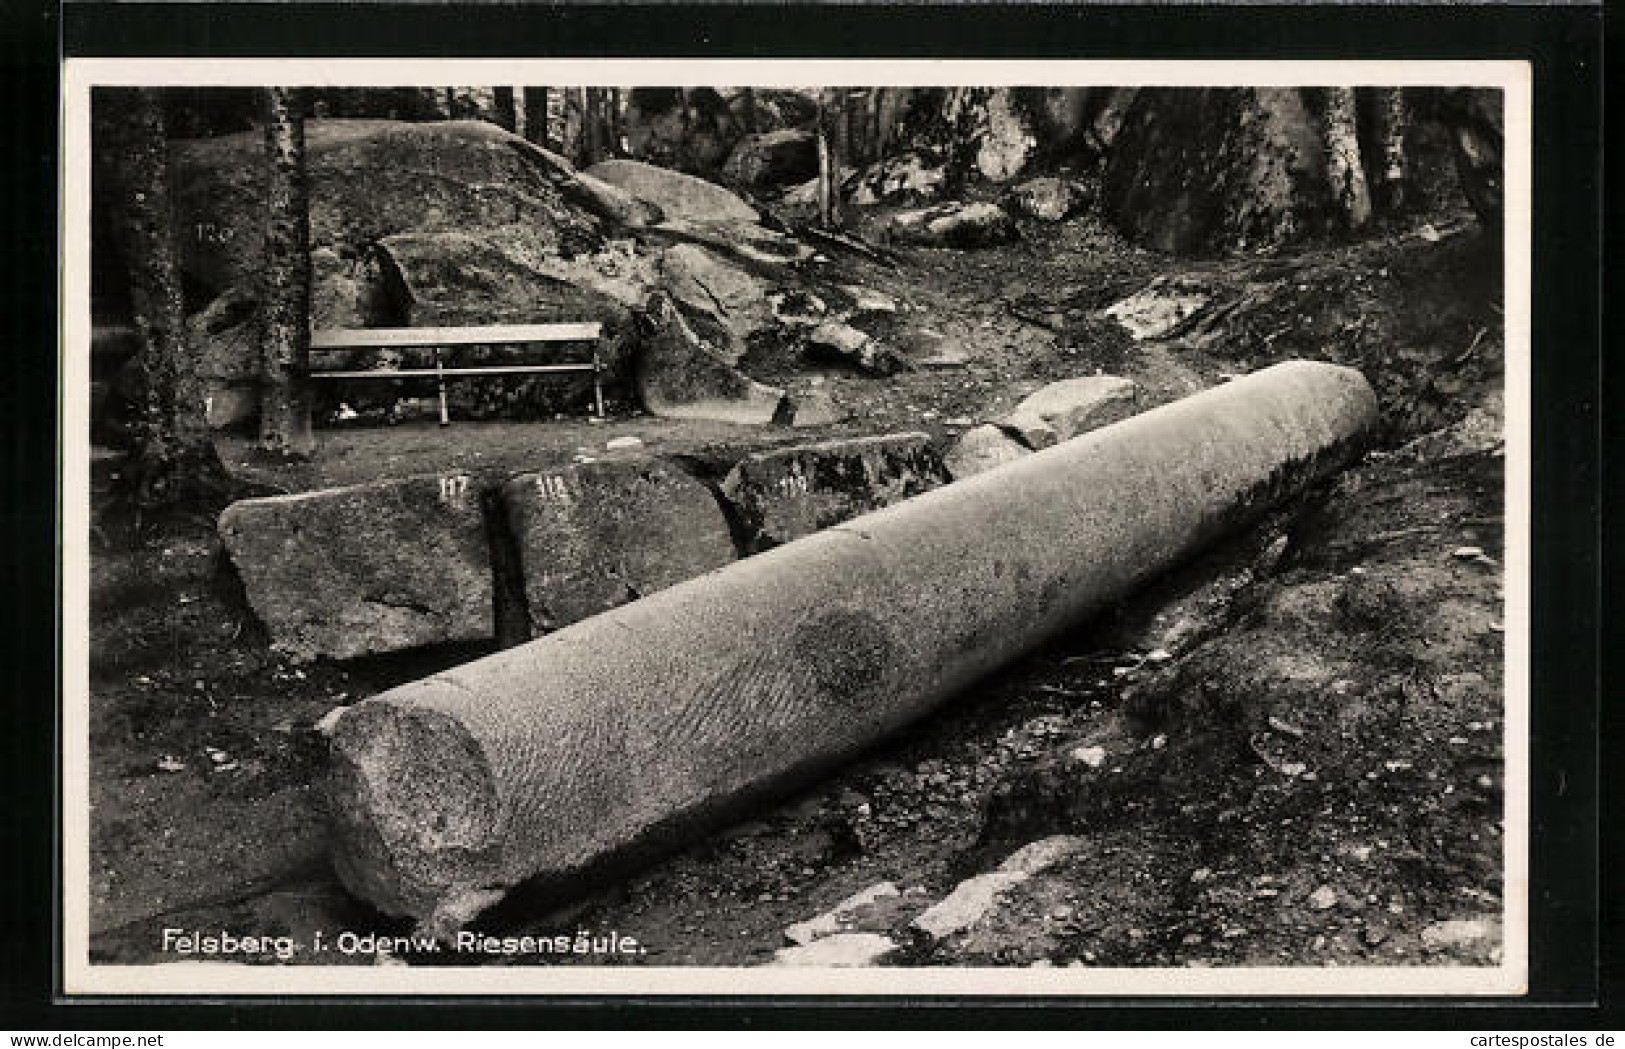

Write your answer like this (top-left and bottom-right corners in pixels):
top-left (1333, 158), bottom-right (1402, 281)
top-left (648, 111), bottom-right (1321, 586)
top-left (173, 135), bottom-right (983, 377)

top-left (326, 360), bottom-right (1378, 925)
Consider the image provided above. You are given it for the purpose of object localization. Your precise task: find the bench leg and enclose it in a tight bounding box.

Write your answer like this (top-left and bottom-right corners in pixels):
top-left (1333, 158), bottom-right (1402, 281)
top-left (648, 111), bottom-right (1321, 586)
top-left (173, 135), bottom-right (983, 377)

top-left (592, 345), bottom-right (606, 419)
top-left (435, 349), bottom-right (450, 427)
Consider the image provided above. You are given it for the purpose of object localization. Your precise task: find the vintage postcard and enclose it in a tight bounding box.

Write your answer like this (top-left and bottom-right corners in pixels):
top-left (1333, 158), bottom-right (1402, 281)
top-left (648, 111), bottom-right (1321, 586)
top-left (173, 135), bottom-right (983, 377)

top-left (60, 57), bottom-right (1530, 997)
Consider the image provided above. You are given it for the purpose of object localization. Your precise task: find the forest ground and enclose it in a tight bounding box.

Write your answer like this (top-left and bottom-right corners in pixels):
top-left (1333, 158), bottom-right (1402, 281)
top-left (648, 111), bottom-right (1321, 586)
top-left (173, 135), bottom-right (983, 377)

top-left (84, 201), bottom-right (1510, 971)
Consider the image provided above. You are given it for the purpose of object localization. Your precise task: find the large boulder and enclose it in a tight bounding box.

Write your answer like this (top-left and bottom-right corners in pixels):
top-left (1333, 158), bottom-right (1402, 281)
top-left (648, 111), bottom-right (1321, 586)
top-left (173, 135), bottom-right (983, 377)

top-left (192, 244), bottom-right (419, 429)
top-left (622, 88), bottom-right (743, 178)
top-left (848, 151), bottom-right (947, 206)
top-left (355, 230), bottom-right (651, 420)
top-left (722, 129), bottom-right (818, 188)
top-left (1008, 177), bottom-right (1082, 223)
top-left (584, 159), bottom-right (760, 224)
top-left (190, 287), bottom-right (261, 384)
top-left (970, 88), bottom-right (1043, 183)
top-left (501, 459), bottom-right (736, 634)
top-left (1000, 376), bottom-right (1139, 450)
top-left (377, 228), bottom-right (648, 328)
top-left (886, 202), bottom-right (1018, 250)
top-left (623, 87), bottom-right (818, 178)
top-left (653, 216), bottom-right (815, 269)
top-left (634, 292), bottom-right (786, 424)
top-left (171, 118), bottom-right (650, 424)
top-left (507, 138), bottom-right (665, 228)
top-left (1101, 279), bottom-right (1212, 341)
top-left (218, 474), bottom-right (494, 661)
top-left (1101, 88), bottom-right (1331, 256)
top-left (170, 119), bottom-right (604, 303)
top-left (718, 432), bottom-right (950, 548)
top-left (658, 243), bottom-right (774, 362)
top-left (806, 320), bottom-right (911, 376)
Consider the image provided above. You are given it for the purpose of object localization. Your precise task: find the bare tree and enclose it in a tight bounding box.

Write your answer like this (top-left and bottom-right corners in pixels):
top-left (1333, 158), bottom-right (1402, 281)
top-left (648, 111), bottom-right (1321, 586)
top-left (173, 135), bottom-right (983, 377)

top-left (257, 86), bottom-right (315, 457)
top-left (815, 88), bottom-right (844, 229)
top-left (1367, 87), bottom-right (1410, 214)
top-left (559, 87), bottom-right (587, 166)
top-left (601, 89), bottom-right (617, 158)
top-left (101, 87), bottom-right (230, 510)
top-left (568, 88), bottom-right (620, 166)
top-left (520, 87), bottom-right (553, 148)
top-left (1321, 87), bottom-right (1373, 234)
top-left (583, 88), bottom-right (609, 164)
top-left (512, 86), bottom-right (529, 140)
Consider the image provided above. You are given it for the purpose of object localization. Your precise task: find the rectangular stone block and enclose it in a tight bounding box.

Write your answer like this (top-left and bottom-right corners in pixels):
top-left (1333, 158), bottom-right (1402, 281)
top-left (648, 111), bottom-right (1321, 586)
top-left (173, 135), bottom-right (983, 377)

top-left (218, 473), bottom-right (494, 661)
top-left (718, 432), bottom-right (951, 548)
top-left (502, 459), bottom-right (737, 633)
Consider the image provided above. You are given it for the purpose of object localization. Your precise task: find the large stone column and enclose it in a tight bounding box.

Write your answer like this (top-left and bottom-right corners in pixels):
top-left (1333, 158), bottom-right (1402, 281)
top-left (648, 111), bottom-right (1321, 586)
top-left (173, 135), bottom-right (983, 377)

top-left (326, 361), bottom-right (1378, 926)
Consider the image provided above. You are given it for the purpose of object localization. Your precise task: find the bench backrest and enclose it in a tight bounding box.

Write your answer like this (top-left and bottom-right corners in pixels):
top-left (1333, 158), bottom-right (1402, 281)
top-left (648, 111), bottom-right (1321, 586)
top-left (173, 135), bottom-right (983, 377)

top-left (310, 322), bottom-right (602, 350)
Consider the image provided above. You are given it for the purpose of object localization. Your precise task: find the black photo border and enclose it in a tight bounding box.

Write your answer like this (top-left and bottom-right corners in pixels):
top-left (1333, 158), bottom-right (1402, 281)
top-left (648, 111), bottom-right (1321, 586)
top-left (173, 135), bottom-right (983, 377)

top-left (3, 0), bottom-right (1606, 1029)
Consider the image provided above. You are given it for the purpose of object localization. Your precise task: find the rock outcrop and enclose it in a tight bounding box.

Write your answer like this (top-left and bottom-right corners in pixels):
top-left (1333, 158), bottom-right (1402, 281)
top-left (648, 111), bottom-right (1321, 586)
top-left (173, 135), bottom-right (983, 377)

top-left (847, 151), bottom-right (947, 206)
top-left (170, 119), bottom-right (605, 303)
top-left (1008, 176), bottom-right (1082, 222)
top-left (806, 320), bottom-right (911, 377)
top-left (658, 243), bottom-right (774, 363)
top-left (886, 202), bottom-right (1019, 250)
top-left (585, 158), bottom-right (761, 224)
top-left (722, 129), bottom-right (818, 188)
top-left (634, 292), bottom-right (787, 424)
top-left (1000, 376), bottom-right (1139, 450)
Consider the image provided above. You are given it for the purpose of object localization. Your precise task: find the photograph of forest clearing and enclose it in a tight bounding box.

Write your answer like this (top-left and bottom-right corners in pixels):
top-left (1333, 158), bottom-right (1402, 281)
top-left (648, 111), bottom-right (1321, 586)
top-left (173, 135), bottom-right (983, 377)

top-left (71, 72), bottom-right (1521, 989)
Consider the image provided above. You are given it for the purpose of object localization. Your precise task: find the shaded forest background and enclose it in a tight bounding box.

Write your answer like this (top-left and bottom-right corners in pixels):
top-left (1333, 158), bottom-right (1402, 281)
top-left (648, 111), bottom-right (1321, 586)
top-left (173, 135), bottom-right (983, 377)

top-left (88, 83), bottom-right (1502, 509)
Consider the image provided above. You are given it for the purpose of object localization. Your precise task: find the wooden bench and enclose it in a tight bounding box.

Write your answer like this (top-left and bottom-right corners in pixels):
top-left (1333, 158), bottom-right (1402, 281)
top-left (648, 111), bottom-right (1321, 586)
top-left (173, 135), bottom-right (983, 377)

top-left (308, 322), bottom-right (606, 426)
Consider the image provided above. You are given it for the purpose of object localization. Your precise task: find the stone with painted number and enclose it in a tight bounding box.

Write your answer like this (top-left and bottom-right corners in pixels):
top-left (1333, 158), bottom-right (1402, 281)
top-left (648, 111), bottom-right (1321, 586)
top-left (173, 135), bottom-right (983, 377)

top-left (218, 474), bottom-right (494, 661)
top-left (718, 432), bottom-right (951, 550)
top-left (502, 459), bottom-right (737, 634)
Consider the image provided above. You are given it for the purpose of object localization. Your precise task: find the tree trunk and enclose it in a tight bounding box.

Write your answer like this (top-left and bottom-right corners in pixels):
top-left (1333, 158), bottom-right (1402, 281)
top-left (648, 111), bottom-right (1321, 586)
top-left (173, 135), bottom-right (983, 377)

top-left (1321, 87), bottom-right (1373, 234)
top-left (1440, 88), bottom-right (1503, 230)
top-left (606, 88), bottom-right (625, 157)
top-left (258, 87), bottom-right (316, 458)
top-left (102, 88), bottom-right (230, 511)
top-left (582, 88), bottom-right (614, 165)
top-left (492, 86), bottom-right (518, 132)
top-left (1367, 87), bottom-right (1409, 214)
top-left (815, 89), bottom-right (843, 229)
top-left (560, 87), bottom-right (587, 167)
top-left (520, 87), bottom-right (552, 148)
top-left (874, 87), bottom-right (909, 159)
